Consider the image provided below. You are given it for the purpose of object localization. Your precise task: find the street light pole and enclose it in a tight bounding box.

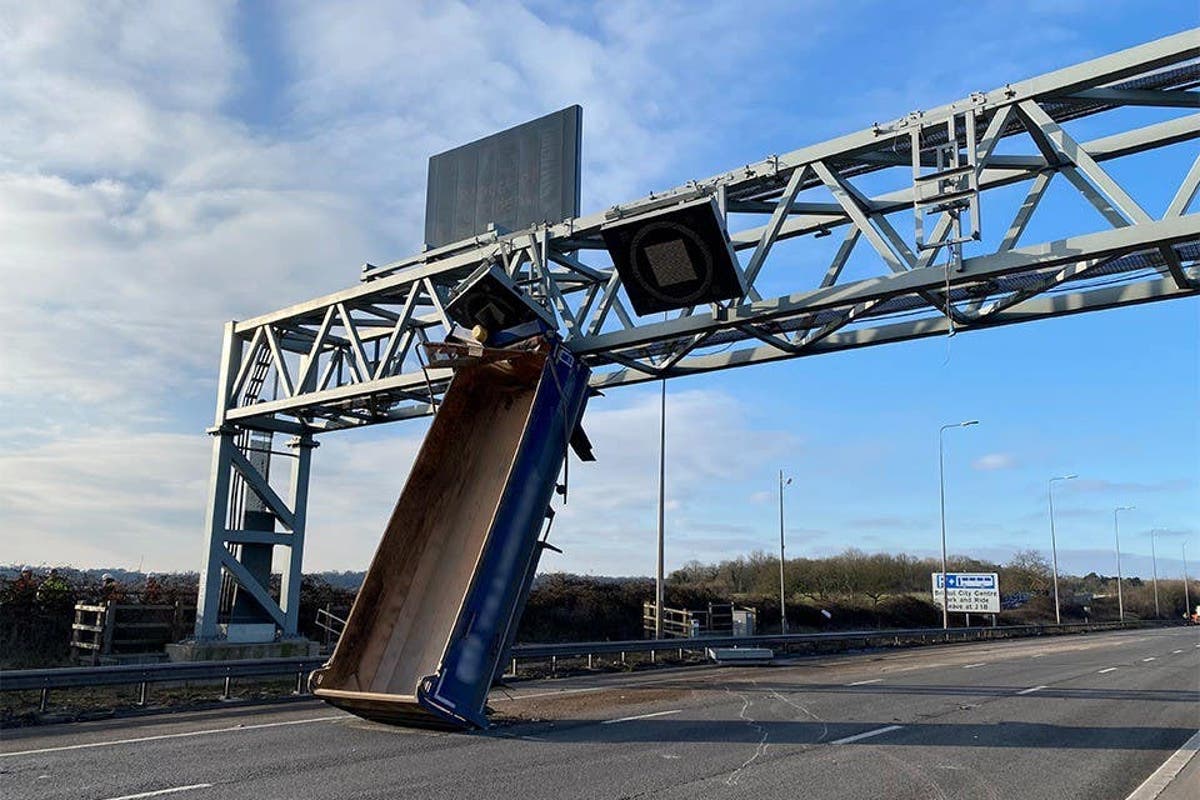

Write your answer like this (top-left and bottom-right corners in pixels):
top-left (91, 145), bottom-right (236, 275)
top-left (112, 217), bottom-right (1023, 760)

top-left (1184, 542), bottom-right (1191, 620)
top-left (655, 377), bottom-right (666, 640)
top-left (939, 420), bottom-right (979, 630)
top-left (1047, 474), bottom-right (1077, 625)
top-left (779, 470), bottom-right (792, 635)
top-left (1150, 528), bottom-right (1161, 618)
top-left (1113, 506), bottom-right (1133, 622)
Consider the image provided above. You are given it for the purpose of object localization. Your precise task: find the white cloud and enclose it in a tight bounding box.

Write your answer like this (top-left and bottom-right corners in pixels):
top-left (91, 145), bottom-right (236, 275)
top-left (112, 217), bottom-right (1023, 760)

top-left (0, 1), bottom-right (813, 431)
top-left (3, 2), bottom-right (1188, 578)
top-left (268, 388), bottom-right (799, 574)
top-left (0, 387), bottom-right (798, 575)
top-left (2, 1), bottom-right (816, 573)
top-left (972, 452), bottom-right (1018, 471)
top-left (0, 430), bottom-right (211, 570)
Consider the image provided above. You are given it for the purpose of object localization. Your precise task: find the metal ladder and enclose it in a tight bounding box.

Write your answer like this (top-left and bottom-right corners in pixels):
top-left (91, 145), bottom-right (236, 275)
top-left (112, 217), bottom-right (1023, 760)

top-left (911, 108), bottom-right (981, 253)
top-left (218, 343), bottom-right (277, 622)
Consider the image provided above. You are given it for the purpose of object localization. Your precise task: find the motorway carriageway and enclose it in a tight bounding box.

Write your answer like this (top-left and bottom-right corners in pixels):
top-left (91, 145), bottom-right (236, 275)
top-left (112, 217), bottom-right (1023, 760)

top-left (1, 627), bottom-right (1197, 800)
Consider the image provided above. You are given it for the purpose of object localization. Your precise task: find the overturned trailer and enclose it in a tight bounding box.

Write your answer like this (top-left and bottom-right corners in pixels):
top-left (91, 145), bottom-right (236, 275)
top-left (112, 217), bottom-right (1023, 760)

top-left (310, 335), bottom-right (591, 729)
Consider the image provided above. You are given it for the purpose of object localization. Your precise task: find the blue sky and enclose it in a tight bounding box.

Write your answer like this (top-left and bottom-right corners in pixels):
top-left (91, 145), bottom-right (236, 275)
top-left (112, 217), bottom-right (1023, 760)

top-left (0, 2), bottom-right (1195, 582)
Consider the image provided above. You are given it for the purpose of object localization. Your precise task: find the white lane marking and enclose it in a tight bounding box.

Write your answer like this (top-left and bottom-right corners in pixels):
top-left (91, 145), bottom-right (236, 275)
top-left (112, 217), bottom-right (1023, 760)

top-left (601, 709), bottom-right (682, 725)
top-left (1142, 657), bottom-right (1157, 662)
top-left (1099, 667), bottom-right (1118, 674)
top-left (847, 678), bottom-right (883, 686)
top-left (499, 686), bottom-right (606, 701)
top-left (1016, 685), bottom-right (1047, 695)
top-left (1030, 653), bottom-right (1045, 658)
top-left (829, 725), bottom-right (903, 745)
top-left (1172, 649), bottom-right (1183, 654)
top-left (1124, 729), bottom-right (1200, 800)
top-left (0, 715), bottom-right (346, 758)
top-left (102, 784), bottom-right (213, 800)
top-left (962, 663), bottom-right (986, 669)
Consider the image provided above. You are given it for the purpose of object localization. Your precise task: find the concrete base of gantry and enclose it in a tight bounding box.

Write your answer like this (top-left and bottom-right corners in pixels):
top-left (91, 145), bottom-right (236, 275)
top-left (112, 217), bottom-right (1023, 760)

top-left (165, 637), bottom-right (320, 662)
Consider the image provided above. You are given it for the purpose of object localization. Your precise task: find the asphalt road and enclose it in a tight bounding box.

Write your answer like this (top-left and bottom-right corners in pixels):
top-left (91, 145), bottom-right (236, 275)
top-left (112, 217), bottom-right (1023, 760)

top-left (2, 627), bottom-right (1198, 800)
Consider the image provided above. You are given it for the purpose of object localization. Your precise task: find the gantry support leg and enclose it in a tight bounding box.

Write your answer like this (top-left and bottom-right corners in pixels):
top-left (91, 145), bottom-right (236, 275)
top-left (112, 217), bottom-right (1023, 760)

top-left (193, 322), bottom-right (318, 640)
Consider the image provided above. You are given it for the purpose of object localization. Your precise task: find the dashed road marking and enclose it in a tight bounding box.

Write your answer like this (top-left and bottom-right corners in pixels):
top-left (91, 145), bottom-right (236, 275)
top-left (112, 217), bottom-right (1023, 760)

top-left (601, 709), bottom-right (682, 725)
top-left (847, 678), bottom-right (883, 686)
top-left (1142, 657), bottom-right (1157, 662)
top-left (830, 725), bottom-right (903, 745)
top-left (0, 715), bottom-right (346, 758)
top-left (1016, 685), bottom-right (1047, 695)
top-left (101, 784), bottom-right (213, 800)
top-left (1099, 667), bottom-right (1118, 674)
top-left (1172, 649), bottom-right (1183, 654)
top-left (962, 663), bottom-right (986, 669)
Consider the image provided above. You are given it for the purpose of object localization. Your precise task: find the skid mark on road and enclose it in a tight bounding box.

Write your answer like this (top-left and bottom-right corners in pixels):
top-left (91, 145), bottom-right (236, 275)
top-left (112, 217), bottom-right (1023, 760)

top-left (768, 689), bottom-right (829, 743)
top-left (876, 749), bottom-right (955, 800)
top-left (724, 689), bottom-right (770, 786)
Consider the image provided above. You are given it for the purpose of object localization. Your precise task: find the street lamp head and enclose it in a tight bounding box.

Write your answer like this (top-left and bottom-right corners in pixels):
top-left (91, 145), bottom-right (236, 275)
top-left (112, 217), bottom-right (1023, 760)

top-left (1063, 473), bottom-right (1078, 480)
top-left (785, 477), bottom-right (793, 486)
top-left (961, 420), bottom-right (980, 427)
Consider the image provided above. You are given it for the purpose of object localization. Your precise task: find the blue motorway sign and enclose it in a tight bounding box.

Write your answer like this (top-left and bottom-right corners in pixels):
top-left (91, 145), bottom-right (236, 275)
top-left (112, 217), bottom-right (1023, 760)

top-left (935, 573), bottom-right (997, 590)
top-left (932, 572), bottom-right (1001, 613)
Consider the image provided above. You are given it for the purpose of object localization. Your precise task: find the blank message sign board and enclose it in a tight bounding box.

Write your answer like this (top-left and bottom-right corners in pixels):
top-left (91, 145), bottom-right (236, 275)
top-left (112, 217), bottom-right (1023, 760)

top-left (425, 105), bottom-right (582, 249)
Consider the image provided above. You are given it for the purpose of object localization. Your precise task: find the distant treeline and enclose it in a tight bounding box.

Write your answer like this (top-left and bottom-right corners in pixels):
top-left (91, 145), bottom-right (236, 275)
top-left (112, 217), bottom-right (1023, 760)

top-left (667, 548), bottom-right (1147, 604)
top-left (2, 549), bottom-right (1191, 667)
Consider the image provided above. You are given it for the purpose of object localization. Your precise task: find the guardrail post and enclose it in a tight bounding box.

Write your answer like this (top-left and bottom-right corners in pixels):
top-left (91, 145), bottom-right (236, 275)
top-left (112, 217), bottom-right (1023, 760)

top-left (621, 651), bottom-right (626, 666)
top-left (295, 671), bottom-right (305, 695)
top-left (222, 676), bottom-right (232, 699)
top-left (39, 687), bottom-right (49, 713)
top-left (137, 681), bottom-right (148, 706)
top-left (587, 654), bottom-right (593, 670)
top-left (511, 657), bottom-right (517, 676)
top-left (551, 655), bottom-right (557, 676)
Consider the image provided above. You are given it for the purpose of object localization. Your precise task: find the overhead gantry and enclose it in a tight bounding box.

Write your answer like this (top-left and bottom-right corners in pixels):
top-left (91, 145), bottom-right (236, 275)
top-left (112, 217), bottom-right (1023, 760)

top-left (193, 30), bottom-right (1199, 642)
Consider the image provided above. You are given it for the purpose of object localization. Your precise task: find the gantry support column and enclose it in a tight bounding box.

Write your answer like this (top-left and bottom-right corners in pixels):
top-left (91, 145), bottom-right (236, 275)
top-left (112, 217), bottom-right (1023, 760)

top-left (280, 433), bottom-right (316, 636)
top-left (193, 323), bottom-right (318, 640)
top-left (195, 322), bottom-right (241, 639)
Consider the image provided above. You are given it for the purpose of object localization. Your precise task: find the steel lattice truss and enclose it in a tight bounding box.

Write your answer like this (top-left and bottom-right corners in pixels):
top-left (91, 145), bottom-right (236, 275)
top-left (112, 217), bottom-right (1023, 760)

top-left (195, 31), bottom-right (1199, 638)
top-left (213, 30), bottom-right (1199, 437)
